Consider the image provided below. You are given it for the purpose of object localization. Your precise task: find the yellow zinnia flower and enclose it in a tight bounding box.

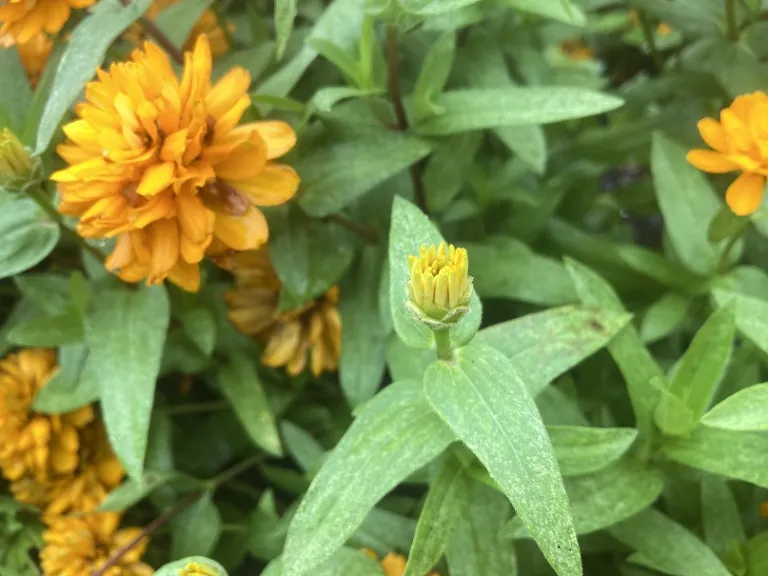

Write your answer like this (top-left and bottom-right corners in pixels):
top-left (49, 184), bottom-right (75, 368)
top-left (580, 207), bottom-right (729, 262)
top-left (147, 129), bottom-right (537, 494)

top-left (224, 249), bottom-right (342, 377)
top-left (51, 35), bottom-right (300, 292)
top-left (687, 91), bottom-right (768, 216)
top-left (407, 241), bottom-right (472, 323)
top-left (0, 0), bottom-right (94, 45)
top-left (40, 512), bottom-right (152, 576)
top-left (0, 348), bottom-right (94, 488)
top-left (14, 32), bottom-right (53, 87)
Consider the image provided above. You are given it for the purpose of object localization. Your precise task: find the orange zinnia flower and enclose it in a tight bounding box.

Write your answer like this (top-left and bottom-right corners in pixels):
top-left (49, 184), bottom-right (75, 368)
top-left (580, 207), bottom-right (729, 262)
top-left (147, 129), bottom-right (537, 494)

top-left (51, 35), bottom-right (300, 292)
top-left (0, 0), bottom-right (94, 45)
top-left (687, 91), bottom-right (768, 216)
top-left (223, 249), bottom-right (342, 377)
top-left (40, 512), bottom-right (152, 576)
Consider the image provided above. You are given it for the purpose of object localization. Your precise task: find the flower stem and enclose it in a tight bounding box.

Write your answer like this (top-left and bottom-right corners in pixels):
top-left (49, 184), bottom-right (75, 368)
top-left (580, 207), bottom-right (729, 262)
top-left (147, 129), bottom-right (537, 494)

top-left (386, 24), bottom-right (428, 214)
top-left (717, 231), bottom-right (742, 274)
top-left (118, 0), bottom-right (185, 64)
top-left (637, 11), bottom-right (663, 73)
top-left (26, 186), bottom-right (104, 263)
top-left (726, 0), bottom-right (740, 41)
top-left (324, 213), bottom-right (379, 244)
top-left (433, 328), bottom-right (453, 361)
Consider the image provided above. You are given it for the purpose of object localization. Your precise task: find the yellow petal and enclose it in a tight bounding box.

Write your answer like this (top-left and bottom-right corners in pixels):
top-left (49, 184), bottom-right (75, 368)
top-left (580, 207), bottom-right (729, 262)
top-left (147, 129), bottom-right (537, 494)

top-left (213, 206), bottom-right (268, 251)
top-left (206, 67), bottom-right (252, 119)
top-left (137, 162), bottom-right (175, 197)
top-left (245, 121), bottom-right (297, 159)
top-left (148, 218), bottom-right (180, 280)
top-left (262, 321), bottom-right (302, 367)
top-left (176, 192), bottom-right (213, 243)
top-left (686, 150), bottom-right (738, 174)
top-left (214, 133), bottom-right (267, 180)
top-left (167, 259), bottom-right (201, 292)
top-left (697, 118), bottom-right (729, 153)
top-left (233, 163), bottom-right (300, 206)
top-left (726, 172), bottom-right (765, 216)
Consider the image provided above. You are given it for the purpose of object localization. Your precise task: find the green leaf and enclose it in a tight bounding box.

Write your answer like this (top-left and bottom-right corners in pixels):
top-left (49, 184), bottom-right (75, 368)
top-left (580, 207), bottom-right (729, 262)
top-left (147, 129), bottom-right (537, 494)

top-left (268, 206), bottom-right (355, 304)
top-left (0, 46), bottom-right (33, 130)
top-left (281, 421), bottom-right (325, 473)
top-left (307, 39), bottom-right (362, 86)
top-left (701, 477), bottom-right (746, 559)
top-left (665, 306), bottom-right (735, 422)
top-left (445, 480), bottom-right (517, 576)
top-left (609, 508), bottom-right (731, 576)
top-left (423, 132), bottom-right (483, 213)
top-left (310, 86), bottom-right (382, 113)
top-left (219, 352), bottom-right (282, 457)
top-left (411, 31), bottom-right (456, 120)
top-left (424, 344), bottom-right (580, 576)
top-left (180, 307), bottom-right (216, 356)
top-left (85, 285), bottom-right (169, 481)
top-left (712, 289), bottom-right (768, 356)
top-left (6, 309), bottom-right (83, 347)
top-left (745, 532), bottom-right (768, 576)
top-left (388, 196), bottom-right (483, 349)
top-left (708, 204), bottom-right (749, 243)
top-left (297, 130), bottom-right (431, 217)
top-left (507, 460), bottom-right (663, 537)
top-left (702, 383), bottom-right (768, 431)
top-left (466, 237), bottom-right (577, 306)
top-left (565, 258), bottom-right (662, 436)
top-left (32, 344), bottom-right (100, 413)
top-left (500, 0), bottom-right (586, 25)
top-left (398, 0), bottom-right (482, 15)
top-left (403, 453), bottom-right (470, 576)
top-left (20, 41), bottom-right (63, 147)
top-left (548, 426), bottom-right (638, 477)
top-left (154, 557), bottom-right (228, 576)
top-left (154, 0), bottom-right (213, 49)
top-left (265, 549), bottom-right (384, 576)
top-left (640, 293), bottom-right (690, 344)
top-left (98, 470), bottom-right (177, 512)
top-left (651, 133), bottom-right (722, 276)
top-left (35, 0), bottom-right (152, 154)
top-left (14, 274), bottom-right (71, 315)
top-left (171, 493), bottom-right (222, 559)
top-left (474, 305), bottom-right (632, 396)
top-left (0, 199), bottom-right (59, 279)
top-left (275, 0), bottom-right (298, 59)
top-left (350, 507), bottom-right (417, 555)
top-left (281, 381), bottom-right (455, 576)
top-left (213, 44), bottom-right (275, 83)
top-left (663, 427), bottom-right (768, 489)
top-left (414, 88), bottom-right (623, 136)
top-left (340, 247), bottom-right (388, 407)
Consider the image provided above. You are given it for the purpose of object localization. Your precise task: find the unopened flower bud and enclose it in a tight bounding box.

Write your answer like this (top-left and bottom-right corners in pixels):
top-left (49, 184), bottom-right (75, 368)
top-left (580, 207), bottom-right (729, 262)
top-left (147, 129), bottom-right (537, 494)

top-left (407, 241), bottom-right (472, 328)
top-left (0, 128), bottom-right (33, 188)
top-left (180, 561), bottom-right (221, 576)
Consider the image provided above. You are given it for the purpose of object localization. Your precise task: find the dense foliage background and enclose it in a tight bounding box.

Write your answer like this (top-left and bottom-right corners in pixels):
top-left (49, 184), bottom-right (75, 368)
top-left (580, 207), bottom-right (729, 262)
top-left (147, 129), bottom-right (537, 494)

top-left (2, 0), bottom-right (768, 575)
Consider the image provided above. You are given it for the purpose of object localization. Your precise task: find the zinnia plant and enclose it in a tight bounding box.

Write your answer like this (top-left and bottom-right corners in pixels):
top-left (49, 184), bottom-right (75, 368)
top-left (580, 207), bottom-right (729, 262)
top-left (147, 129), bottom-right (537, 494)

top-left (2, 1), bottom-right (768, 575)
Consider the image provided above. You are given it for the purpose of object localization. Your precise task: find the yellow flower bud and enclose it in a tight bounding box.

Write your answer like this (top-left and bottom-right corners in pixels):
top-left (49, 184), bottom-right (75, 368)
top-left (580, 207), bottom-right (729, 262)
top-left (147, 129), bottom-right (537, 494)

top-left (180, 562), bottom-right (220, 576)
top-left (0, 128), bottom-right (33, 187)
top-left (407, 241), bottom-right (472, 325)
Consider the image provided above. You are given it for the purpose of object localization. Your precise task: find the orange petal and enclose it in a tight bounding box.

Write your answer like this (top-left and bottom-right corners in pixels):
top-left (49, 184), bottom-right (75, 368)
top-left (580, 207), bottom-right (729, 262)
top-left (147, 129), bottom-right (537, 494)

top-left (137, 162), bottom-right (175, 197)
top-left (686, 150), bottom-right (738, 174)
top-left (697, 118), bottom-right (729, 154)
top-left (245, 121), bottom-right (297, 159)
top-left (726, 172), bottom-right (764, 216)
top-left (206, 67), bottom-right (252, 119)
top-left (214, 133), bottom-right (267, 180)
top-left (213, 206), bottom-right (268, 251)
top-left (176, 193), bottom-right (213, 243)
top-left (167, 259), bottom-right (201, 292)
top-left (232, 163), bottom-right (300, 206)
top-left (105, 233), bottom-right (134, 271)
top-left (148, 218), bottom-right (180, 281)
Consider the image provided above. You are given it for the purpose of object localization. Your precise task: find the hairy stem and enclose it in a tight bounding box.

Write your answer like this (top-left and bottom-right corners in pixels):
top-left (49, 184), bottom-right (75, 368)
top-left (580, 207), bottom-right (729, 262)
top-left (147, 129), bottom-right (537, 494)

top-left (324, 213), bottom-right (379, 244)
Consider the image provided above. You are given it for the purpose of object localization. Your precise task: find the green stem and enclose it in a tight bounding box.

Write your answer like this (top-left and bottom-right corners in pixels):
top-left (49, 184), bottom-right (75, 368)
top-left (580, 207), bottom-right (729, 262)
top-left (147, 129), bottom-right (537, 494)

top-left (26, 186), bottom-right (105, 263)
top-left (433, 328), bottom-right (453, 361)
top-left (210, 454), bottom-right (262, 488)
top-left (726, 0), bottom-right (740, 41)
top-left (637, 10), bottom-right (663, 72)
top-left (717, 232), bottom-right (742, 274)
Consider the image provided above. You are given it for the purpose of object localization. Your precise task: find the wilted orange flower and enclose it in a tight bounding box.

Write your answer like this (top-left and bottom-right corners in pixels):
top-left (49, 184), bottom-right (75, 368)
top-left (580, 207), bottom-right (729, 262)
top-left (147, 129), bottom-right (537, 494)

top-left (361, 550), bottom-right (438, 576)
top-left (0, 0), bottom-right (94, 45)
top-left (14, 32), bottom-right (53, 87)
top-left (51, 35), bottom-right (300, 292)
top-left (40, 512), bottom-right (152, 576)
top-left (0, 348), bottom-right (94, 487)
top-left (224, 249), bottom-right (342, 377)
top-left (687, 91), bottom-right (768, 216)
top-left (560, 39), bottom-right (592, 61)
top-left (127, 0), bottom-right (232, 58)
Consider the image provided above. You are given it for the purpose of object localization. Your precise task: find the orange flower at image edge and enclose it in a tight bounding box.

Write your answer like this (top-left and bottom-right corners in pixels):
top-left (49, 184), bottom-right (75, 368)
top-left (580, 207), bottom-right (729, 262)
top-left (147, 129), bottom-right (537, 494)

top-left (0, 0), bottom-right (94, 44)
top-left (687, 91), bottom-right (768, 216)
top-left (51, 35), bottom-right (300, 292)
